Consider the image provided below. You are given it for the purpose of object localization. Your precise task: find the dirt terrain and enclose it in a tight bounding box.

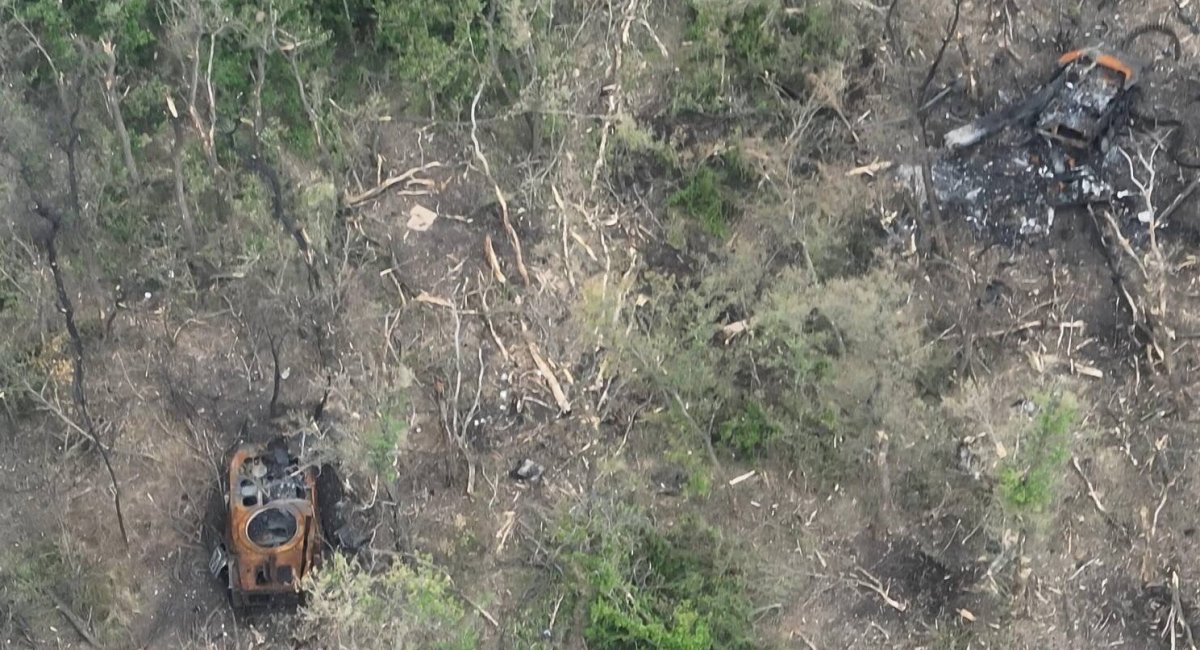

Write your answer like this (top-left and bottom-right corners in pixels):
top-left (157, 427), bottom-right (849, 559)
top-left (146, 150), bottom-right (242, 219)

top-left (7, 0), bottom-right (1200, 648)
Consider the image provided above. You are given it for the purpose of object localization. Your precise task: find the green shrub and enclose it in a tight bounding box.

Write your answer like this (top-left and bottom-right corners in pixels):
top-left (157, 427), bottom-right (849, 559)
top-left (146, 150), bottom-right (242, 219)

top-left (350, 395), bottom-right (409, 481)
top-left (666, 439), bottom-right (714, 497)
top-left (669, 167), bottom-right (730, 237)
top-left (555, 507), bottom-right (757, 650)
top-left (779, 4), bottom-right (847, 65)
top-left (716, 402), bottom-right (777, 458)
top-left (666, 148), bottom-right (760, 238)
top-left (371, 0), bottom-right (489, 115)
top-left (725, 3), bottom-right (777, 73)
top-left (299, 553), bottom-right (478, 649)
top-left (998, 394), bottom-right (1076, 513)
top-left (673, 0), bottom-right (850, 113)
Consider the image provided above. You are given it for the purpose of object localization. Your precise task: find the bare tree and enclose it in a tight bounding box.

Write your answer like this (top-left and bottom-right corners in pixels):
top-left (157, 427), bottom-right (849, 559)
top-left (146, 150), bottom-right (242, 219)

top-left (10, 13), bottom-right (86, 216)
top-left (98, 39), bottom-right (141, 185)
top-left (161, 0), bottom-right (226, 167)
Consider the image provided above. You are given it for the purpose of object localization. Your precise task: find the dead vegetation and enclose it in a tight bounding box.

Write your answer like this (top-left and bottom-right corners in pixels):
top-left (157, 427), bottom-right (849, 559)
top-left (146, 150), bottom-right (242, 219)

top-left (6, 0), bottom-right (1200, 649)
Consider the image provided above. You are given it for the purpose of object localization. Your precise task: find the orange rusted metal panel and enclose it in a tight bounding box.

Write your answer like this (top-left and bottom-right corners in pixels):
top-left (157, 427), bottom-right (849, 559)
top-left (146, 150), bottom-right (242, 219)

top-left (1058, 47), bottom-right (1138, 85)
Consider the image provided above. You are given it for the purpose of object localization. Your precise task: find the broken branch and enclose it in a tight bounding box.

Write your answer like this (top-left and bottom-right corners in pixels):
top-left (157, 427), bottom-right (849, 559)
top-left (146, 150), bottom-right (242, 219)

top-left (470, 81), bottom-right (529, 285)
top-left (343, 161), bottom-right (443, 206)
top-left (46, 590), bottom-right (105, 649)
top-left (483, 234), bottom-right (507, 284)
top-left (527, 339), bottom-right (571, 414)
top-left (852, 567), bottom-right (907, 612)
top-left (1071, 456), bottom-right (1108, 515)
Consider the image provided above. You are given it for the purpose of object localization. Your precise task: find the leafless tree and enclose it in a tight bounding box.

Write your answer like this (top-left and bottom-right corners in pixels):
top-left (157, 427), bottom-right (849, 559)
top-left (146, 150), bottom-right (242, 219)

top-left (97, 39), bottom-right (141, 185)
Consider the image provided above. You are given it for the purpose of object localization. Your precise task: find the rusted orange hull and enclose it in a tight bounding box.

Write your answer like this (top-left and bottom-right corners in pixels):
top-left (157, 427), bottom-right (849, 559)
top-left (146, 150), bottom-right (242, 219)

top-left (224, 442), bottom-right (322, 608)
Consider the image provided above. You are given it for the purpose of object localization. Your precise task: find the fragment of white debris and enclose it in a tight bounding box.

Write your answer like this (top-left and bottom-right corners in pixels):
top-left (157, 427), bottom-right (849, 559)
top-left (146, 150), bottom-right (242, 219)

top-left (944, 123), bottom-right (987, 149)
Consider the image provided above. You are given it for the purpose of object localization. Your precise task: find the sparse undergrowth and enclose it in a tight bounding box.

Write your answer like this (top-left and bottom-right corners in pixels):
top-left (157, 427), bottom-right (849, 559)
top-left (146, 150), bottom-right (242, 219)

top-left (583, 253), bottom-right (936, 488)
top-left (298, 553), bottom-right (478, 650)
top-left (0, 540), bottom-right (133, 647)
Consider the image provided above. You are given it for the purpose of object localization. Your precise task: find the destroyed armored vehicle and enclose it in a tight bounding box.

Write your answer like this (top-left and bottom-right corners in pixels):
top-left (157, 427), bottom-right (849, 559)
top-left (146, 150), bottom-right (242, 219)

top-left (927, 43), bottom-right (1146, 237)
top-left (1036, 46), bottom-right (1139, 150)
top-left (945, 44), bottom-right (1140, 152)
top-left (209, 438), bottom-right (323, 608)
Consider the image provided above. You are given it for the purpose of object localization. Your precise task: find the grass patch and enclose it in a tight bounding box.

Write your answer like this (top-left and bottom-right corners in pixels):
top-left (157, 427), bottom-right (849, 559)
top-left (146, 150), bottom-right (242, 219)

top-left (668, 149), bottom-right (757, 238)
top-left (669, 167), bottom-right (730, 237)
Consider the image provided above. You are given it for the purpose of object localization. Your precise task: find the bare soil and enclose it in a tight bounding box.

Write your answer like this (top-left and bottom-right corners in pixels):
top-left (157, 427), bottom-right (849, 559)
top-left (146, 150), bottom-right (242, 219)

top-left (9, 1), bottom-right (1200, 649)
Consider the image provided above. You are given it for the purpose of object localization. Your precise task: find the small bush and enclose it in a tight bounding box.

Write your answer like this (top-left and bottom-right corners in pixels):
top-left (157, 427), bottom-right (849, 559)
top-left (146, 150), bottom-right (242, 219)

top-left (352, 395), bottom-right (409, 481)
top-left (716, 401), bottom-right (777, 458)
top-left (779, 4), bottom-right (847, 65)
top-left (673, 0), bottom-right (850, 113)
top-left (298, 553), bottom-right (478, 649)
top-left (667, 148), bottom-right (760, 238)
top-left (555, 506), bottom-right (757, 650)
top-left (997, 394), bottom-right (1076, 514)
top-left (669, 167), bottom-right (730, 237)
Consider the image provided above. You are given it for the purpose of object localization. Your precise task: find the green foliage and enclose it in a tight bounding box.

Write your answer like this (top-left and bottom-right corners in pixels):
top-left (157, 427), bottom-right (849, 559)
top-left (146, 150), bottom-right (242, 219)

top-left (998, 394), bottom-right (1077, 514)
top-left (582, 240), bottom-right (932, 485)
top-left (588, 599), bottom-right (713, 650)
top-left (121, 76), bottom-right (170, 136)
top-left (779, 4), bottom-right (846, 64)
top-left (609, 119), bottom-right (677, 170)
top-left (756, 268), bottom-right (932, 475)
top-left (86, 0), bottom-right (160, 66)
top-left (13, 0), bottom-right (160, 76)
top-left (371, 0), bottom-right (488, 114)
top-left (725, 3), bottom-right (776, 73)
top-left (97, 183), bottom-right (149, 245)
top-left (673, 0), bottom-right (850, 113)
top-left (665, 438), bottom-right (713, 497)
top-left (347, 395), bottom-right (409, 481)
top-left (668, 149), bottom-right (758, 238)
top-left (717, 402), bottom-right (777, 458)
top-left (299, 553), bottom-right (478, 649)
top-left (669, 167), bottom-right (730, 237)
top-left (555, 506), bottom-right (756, 650)
top-left (10, 0), bottom-right (79, 72)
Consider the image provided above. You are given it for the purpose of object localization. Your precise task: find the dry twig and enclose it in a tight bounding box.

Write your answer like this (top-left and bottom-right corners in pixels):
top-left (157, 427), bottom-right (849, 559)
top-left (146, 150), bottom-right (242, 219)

top-left (344, 161), bottom-right (443, 206)
top-left (483, 235), bottom-right (508, 284)
top-left (46, 590), bottom-right (104, 649)
top-left (1071, 456), bottom-right (1108, 515)
top-left (852, 567), bottom-right (907, 612)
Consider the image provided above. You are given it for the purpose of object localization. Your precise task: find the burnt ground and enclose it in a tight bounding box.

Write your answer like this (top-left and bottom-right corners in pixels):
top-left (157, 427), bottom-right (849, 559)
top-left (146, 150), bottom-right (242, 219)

top-left (8, 0), bottom-right (1200, 649)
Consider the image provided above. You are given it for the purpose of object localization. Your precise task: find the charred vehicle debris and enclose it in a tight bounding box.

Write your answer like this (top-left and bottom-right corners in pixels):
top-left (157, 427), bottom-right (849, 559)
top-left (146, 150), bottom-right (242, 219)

top-left (208, 437), bottom-right (329, 609)
top-left (896, 26), bottom-right (1199, 242)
